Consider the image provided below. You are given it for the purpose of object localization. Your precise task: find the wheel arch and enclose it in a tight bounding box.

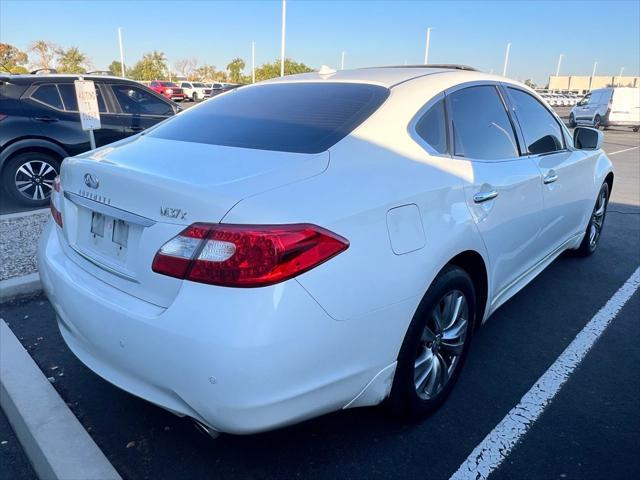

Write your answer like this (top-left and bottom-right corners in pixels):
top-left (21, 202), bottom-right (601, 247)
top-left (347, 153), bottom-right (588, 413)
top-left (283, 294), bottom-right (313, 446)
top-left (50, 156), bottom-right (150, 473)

top-left (446, 250), bottom-right (489, 329)
top-left (1, 138), bottom-right (68, 173)
top-left (604, 171), bottom-right (614, 197)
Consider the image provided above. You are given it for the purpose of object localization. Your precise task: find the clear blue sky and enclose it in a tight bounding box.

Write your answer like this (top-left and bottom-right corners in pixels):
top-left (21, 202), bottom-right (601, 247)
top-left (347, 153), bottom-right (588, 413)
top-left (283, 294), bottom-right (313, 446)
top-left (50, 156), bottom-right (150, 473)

top-left (1, 0), bottom-right (638, 84)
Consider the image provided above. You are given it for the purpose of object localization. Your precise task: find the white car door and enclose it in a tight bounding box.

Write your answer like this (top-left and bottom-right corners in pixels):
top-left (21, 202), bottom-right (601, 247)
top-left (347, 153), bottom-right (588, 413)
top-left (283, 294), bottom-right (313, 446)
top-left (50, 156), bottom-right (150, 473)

top-left (574, 92), bottom-right (592, 123)
top-left (447, 84), bottom-right (546, 299)
top-left (504, 85), bottom-right (594, 254)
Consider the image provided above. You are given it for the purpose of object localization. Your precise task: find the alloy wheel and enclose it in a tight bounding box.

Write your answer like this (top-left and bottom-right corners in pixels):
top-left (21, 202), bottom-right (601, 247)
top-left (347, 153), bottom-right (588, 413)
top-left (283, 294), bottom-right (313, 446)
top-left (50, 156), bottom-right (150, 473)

top-left (589, 187), bottom-right (607, 248)
top-left (14, 159), bottom-right (58, 201)
top-left (414, 289), bottom-right (469, 400)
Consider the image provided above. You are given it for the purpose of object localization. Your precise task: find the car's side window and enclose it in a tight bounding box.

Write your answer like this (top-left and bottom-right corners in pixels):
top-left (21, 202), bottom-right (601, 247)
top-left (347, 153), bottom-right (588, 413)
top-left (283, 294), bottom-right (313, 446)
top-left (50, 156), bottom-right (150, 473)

top-left (448, 85), bottom-right (519, 160)
top-left (110, 84), bottom-right (172, 116)
top-left (414, 98), bottom-right (448, 155)
top-left (507, 87), bottom-right (565, 155)
top-left (30, 84), bottom-right (64, 110)
top-left (181, 83), bottom-right (189, 88)
top-left (57, 83), bottom-right (107, 113)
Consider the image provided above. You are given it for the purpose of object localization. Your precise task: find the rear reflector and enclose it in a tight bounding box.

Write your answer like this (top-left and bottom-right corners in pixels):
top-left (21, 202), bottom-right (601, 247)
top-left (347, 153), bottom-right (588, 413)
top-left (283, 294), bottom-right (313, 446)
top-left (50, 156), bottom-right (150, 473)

top-left (50, 176), bottom-right (63, 228)
top-left (152, 223), bottom-right (349, 287)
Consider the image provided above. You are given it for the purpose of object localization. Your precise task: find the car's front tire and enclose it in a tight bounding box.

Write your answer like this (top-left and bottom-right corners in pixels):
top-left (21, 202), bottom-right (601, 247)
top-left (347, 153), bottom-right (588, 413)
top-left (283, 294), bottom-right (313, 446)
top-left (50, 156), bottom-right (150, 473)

top-left (192, 92), bottom-right (199, 102)
top-left (389, 265), bottom-right (475, 419)
top-left (574, 182), bottom-right (609, 257)
top-left (568, 113), bottom-right (576, 128)
top-left (2, 151), bottom-right (61, 207)
top-left (593, 114), bottom-right (602, 130)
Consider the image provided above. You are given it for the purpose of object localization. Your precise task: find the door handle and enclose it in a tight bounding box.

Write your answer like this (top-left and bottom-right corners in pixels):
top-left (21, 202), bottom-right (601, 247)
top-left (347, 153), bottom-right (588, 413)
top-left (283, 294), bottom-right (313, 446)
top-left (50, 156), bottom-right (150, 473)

top-left (33, 116), bottom-right (58, 123)
top-left (473, 190), bottom-right (499, 203)
top-left (543, 171), bottom-right (559, 184)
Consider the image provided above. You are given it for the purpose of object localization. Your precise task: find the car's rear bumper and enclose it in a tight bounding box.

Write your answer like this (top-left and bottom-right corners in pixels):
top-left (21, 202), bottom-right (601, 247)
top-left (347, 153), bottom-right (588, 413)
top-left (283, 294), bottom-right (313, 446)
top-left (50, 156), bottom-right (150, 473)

top-left (37, 220), bottom-right (383, 434)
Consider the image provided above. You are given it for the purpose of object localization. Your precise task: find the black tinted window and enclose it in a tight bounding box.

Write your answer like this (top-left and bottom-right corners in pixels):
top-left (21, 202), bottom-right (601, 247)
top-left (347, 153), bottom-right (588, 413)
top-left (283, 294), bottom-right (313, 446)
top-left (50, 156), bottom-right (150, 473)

top-left (111, 85), bottom-right (172, 116)
top-left (449, 86), bottom-right (519, 160)
top-left (31, 84), bottom-right (63, 110)
top-left (58, 83), bottom-right (107, 113)
top-left (508, 88), bottom-right (564, 154)
top-left (415, 98), bottom-right (448, 154)
top-left (148, 82), bottom-right (389, 154)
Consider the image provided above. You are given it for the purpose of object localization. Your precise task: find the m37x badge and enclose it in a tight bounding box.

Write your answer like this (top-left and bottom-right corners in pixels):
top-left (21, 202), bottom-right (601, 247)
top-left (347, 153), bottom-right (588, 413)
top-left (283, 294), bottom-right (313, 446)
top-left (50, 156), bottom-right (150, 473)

top-left (160, 206), bottom-right (187, 220)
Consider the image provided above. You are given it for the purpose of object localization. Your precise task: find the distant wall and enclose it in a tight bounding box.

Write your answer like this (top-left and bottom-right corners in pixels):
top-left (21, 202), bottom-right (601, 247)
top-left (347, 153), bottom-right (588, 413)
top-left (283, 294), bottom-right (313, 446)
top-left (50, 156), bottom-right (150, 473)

top-left (548, 75), bottom-right (639, 92)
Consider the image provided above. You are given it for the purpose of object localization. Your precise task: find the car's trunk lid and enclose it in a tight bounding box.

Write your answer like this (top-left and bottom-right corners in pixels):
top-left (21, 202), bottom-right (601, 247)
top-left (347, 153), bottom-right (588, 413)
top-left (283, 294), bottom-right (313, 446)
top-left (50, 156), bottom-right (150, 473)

top-left (57, 135), bottom-right (329, 307)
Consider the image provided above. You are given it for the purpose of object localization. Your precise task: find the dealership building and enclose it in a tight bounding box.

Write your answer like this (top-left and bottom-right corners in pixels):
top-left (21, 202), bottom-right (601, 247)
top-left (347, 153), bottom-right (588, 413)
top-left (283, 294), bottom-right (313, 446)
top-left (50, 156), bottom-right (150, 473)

top-left (548, 75), bottom-right (639, 92)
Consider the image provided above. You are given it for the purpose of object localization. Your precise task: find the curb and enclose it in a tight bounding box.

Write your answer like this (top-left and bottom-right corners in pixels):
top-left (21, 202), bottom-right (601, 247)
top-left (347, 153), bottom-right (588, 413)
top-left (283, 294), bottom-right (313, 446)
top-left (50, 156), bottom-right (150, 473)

top-left (0, 320), bottom-right (122, 480)
top-left (0, 273), bottom-right (42, 303)
top-left (0, 208), bottom-right (49, 221)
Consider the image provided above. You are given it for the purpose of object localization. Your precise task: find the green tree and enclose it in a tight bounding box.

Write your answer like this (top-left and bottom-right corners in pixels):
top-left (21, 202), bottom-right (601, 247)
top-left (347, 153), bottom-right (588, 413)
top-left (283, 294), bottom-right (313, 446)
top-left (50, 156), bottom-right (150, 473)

top-left (108, 60), bottom-right (124, 77)
top-left (128, 51), bottom-right (168, 81)
top-left (56, 46), bottom-right (90, 74)
top-left (226, 57), bottom-right (245, 83)
top-left (254, 58), bottom-right (314, 82)
top-left (0, 43), bottom-right (28, 73)
top-left (28, 40), bottom-right (56, 70)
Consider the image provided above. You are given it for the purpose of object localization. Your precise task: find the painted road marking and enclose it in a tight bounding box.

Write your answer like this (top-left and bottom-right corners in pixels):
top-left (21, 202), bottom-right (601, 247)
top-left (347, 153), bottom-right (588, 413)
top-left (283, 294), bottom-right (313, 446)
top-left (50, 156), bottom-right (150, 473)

top-left (607, 146), bottom-right (639, 156)
top-left (450, 266), bottom-right (640, 480)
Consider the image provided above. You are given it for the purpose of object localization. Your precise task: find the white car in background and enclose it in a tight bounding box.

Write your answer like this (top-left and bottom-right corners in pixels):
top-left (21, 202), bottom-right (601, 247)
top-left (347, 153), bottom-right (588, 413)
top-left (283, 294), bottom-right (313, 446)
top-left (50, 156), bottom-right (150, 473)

top-left (180, 81), bottom-right (212, 102)
top-left (39, 66), bottom-right (613, 435)
top-left (570, 87), bottom-right (640, 131)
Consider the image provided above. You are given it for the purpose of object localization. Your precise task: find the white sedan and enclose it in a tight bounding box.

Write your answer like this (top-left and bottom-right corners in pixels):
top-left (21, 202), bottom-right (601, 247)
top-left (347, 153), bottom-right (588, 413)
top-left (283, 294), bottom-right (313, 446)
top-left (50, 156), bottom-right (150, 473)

top-left (39, 66), bottom-right (613, 435)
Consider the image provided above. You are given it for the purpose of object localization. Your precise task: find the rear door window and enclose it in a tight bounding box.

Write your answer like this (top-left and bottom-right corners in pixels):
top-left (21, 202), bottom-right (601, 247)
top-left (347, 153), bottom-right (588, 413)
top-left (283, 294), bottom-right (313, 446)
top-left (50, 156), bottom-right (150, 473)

top-left (30, 84), bottom-right (64, 110)
top-left (58, 83), bottom-right (107, 113)
top-left (507, 87), bottom-right (565, 155)
top-left (414, 98), bottom-right (448, 154)
top-left (448, 85), bottom-right (519, 160)
top-left (110, 84), bottom-right (173, 116)
top-left (147, 82), bottom-right (390, 154)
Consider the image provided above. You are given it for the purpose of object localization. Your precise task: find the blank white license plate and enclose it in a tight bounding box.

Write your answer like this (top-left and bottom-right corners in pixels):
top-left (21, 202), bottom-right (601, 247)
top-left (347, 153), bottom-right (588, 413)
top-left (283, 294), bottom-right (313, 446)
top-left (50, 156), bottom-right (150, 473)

top-left (90, 212), bottom-right (130, 250)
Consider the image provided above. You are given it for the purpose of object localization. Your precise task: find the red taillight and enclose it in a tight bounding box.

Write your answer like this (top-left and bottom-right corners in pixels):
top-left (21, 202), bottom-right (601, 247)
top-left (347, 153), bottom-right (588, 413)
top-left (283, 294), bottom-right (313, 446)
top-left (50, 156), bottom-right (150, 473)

top-left (152, 223), bottom-right (349, 287)
top-left (50, 176), bottom-right (63, 228)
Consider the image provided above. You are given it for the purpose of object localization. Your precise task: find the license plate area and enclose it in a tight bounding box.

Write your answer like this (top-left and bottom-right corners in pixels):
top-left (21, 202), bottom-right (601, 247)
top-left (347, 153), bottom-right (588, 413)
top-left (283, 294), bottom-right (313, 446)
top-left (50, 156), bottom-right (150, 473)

top-left (86, 212), bottom-right (130, 263)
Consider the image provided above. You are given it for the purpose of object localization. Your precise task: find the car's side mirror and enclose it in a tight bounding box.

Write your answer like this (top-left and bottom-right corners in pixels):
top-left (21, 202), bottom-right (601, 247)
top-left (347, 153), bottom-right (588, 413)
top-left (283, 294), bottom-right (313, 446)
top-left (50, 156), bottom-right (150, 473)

top-left (574, 127), bottom-right (603, 150)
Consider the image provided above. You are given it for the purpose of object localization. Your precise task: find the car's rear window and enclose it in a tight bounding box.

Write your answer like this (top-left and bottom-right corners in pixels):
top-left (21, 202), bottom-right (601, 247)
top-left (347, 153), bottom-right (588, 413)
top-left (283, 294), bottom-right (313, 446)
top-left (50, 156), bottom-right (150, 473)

top-left (147, 82), bottom-right (390, 154)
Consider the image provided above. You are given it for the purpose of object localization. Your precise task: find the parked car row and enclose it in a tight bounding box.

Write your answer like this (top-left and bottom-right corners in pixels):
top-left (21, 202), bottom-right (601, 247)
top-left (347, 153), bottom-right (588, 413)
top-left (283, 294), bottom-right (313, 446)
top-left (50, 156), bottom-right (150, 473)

top-left (1, 74), bottom-right (180, 206)
top-left (540, 92), bottom-right (582, 107)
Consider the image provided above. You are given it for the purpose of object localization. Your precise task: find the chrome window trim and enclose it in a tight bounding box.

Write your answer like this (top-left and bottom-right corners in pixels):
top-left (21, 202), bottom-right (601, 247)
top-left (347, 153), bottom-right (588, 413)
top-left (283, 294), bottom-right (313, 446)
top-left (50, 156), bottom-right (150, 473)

top-left (64, 191), bottom-right (156, 227)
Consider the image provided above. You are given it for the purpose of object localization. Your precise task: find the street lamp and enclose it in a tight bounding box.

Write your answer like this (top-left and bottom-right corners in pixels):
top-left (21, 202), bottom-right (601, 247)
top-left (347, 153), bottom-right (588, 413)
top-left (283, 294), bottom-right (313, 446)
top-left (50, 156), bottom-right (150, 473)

top-left (424, 27), bottom-right (432, 65)
top-left (280, 0), bottom-right (286, 77)
top-left (555, 54), bottom-right (564, 77)
top-left (502, 42), bottom-right (511, 77)
top-left (118, 27), bottom-right (125, 77)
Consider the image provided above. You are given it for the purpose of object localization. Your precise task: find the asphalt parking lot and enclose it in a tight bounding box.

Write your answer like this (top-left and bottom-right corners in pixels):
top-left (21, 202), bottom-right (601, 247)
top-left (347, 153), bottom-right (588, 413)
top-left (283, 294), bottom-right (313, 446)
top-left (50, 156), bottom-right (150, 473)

top-left (1, 116), bottom-right (639, 479)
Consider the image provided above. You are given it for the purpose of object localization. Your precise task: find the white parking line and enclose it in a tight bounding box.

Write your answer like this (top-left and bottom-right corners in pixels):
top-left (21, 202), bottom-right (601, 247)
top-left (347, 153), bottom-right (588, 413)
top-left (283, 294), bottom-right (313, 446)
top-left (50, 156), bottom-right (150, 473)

top-left (607, 146), bottom-right (639, 156)
top-left (450, 266), bottom-right (640, 480)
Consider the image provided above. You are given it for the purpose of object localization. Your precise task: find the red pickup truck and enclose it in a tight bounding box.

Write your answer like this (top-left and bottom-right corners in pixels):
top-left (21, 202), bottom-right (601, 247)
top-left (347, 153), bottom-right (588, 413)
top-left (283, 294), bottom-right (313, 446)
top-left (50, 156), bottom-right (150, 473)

top-left (149, 81), bottom-right (186, 102)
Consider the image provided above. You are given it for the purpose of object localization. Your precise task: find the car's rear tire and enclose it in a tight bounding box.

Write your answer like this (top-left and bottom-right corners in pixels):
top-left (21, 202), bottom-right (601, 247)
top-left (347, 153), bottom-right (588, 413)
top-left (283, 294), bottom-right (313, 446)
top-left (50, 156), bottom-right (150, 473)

top-left (388, 265), bottom-right (475, 419)
top-left (2, 151), bottom-right (61, 207)
top-left (568, 113), bottom-right (576, 128)
top-left (574, 182), bottom-right (609, 257)
top-left (593, 114), bottom-right (602, 129)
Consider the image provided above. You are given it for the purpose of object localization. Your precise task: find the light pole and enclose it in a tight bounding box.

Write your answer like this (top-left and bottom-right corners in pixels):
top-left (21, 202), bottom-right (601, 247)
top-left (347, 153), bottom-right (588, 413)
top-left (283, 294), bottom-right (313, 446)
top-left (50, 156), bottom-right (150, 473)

top-left (424, 27), bottom-right (432, 65)
top-left (502, 42), bottom-right (511, 77)
top-left (280, 0), bottom-right (287, 77)
top-left (555, 53), bottom-right (564, 77)
top-left (618, 66), bottom-right (624, 86)
top-left (589, 61), bottom-right (597, 90)
top-left (341, 51), bottom-right (345, 70)
top-left (251, 41), bottom-right (256, 83)
top-left (118, 27), bottom-right (125, 77)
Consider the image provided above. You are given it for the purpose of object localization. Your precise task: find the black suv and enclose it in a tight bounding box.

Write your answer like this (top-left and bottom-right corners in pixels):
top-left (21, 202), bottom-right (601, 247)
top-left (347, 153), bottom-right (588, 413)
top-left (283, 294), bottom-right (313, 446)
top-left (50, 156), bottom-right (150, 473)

top-left (0, 73), bottom-right (180, 207)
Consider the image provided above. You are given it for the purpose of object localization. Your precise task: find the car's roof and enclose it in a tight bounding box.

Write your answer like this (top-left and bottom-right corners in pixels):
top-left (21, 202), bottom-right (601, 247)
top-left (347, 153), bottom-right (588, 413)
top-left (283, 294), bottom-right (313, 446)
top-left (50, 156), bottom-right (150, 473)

top-left (260, 65), bottom-right (483, 88)
top-left (0, 73), bottom-right (133, 84)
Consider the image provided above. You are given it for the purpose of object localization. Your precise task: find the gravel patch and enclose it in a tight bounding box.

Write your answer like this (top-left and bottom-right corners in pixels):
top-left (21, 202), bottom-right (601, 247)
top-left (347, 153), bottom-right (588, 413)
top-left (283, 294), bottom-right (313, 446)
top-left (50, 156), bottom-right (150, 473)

top-left (0, 213), bottom-right (48, 281)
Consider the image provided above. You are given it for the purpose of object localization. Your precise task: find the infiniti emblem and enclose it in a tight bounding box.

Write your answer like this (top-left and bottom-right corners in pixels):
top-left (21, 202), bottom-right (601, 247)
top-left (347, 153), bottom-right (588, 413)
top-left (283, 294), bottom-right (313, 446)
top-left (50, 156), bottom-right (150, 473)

top-left (84, 173), bottom-right (99, 189)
